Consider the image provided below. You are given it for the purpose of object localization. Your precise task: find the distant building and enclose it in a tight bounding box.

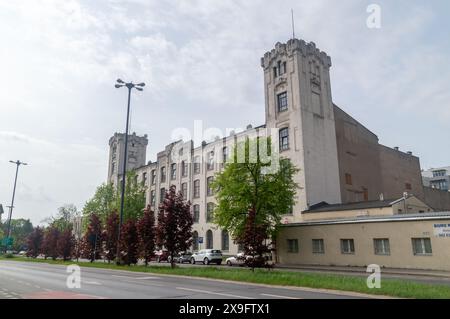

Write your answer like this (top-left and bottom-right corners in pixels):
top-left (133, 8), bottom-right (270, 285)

top-left (107, 37), bottom-right (450, 258)
top-left (422, 166), bottom-right (450, 192)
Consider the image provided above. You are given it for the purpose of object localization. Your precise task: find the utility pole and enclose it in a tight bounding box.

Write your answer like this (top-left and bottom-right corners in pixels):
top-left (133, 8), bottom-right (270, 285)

top-left (114, 79), bottom-right (145, 264)
top-left (4, 160), bottom-right (28, 253)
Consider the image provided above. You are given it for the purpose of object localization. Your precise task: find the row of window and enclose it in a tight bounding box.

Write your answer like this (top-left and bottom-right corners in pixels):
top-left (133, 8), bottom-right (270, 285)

top-left (287, 238), bottom-right (433, 256)
top-left (149, 177), bottom-right (215, 206)
top-left (192, 230), bottom-right (229, 251)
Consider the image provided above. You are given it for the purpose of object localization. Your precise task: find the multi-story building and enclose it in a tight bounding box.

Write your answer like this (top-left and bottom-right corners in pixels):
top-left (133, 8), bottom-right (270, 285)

top-left (107, 38), bottom-right (450, 256)
top-left (423, 167), bottom-right (450, 192)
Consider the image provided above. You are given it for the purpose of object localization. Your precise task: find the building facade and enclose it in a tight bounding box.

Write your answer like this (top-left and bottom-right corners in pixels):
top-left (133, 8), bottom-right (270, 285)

top-left (107, 38), bottom-right (449, 256)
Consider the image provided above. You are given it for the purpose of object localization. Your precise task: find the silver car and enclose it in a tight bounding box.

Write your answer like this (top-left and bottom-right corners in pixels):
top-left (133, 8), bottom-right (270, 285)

top-left (190, 249), bottom-right (223, 265)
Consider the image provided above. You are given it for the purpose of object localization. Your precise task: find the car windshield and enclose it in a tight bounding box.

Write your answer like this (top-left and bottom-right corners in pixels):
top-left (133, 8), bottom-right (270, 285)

top-left (211, 250), bottom-right (222, 254)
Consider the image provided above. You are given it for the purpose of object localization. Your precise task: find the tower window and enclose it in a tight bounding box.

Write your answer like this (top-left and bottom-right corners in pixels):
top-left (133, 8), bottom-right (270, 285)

top-left (279, 128), bottom-right (289, 151)
top-left (277, 92), bottom-right (288, 112)
top-left (345, 173), bottom-right (353, 186)
top-left (274, 61), bottom-right (287, 78)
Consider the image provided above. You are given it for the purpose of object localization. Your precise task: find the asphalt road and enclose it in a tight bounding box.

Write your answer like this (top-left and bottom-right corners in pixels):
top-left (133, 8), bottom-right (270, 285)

top-left (0, 261), bottom-right (369, 299)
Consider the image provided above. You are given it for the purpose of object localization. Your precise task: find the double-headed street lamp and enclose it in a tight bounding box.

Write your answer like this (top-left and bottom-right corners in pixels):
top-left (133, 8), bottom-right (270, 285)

top-left (4, 160), bottom-right (28, 252)
top-left (114, 79), bottom-right (145, 264)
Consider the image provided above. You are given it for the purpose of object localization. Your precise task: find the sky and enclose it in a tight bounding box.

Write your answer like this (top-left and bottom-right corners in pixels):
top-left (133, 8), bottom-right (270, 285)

top-left (0, 0), bottom-right (449, 226)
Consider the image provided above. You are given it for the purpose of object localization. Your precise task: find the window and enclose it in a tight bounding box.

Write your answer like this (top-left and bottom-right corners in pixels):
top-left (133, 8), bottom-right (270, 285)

top-left (111, 163), bottom-right (115, 174)
top-left (277, 92), bottom-right (288, 112)
top-left (150, 190), bottom-right (156, 206)
top-left (207, 151), bottom-right (215, 170)
top-left (206, 230), bottom-right (213, 249)
top-left (274, 61), bottom-right (286, 78)
top-left (430, 180), bottom-right (448, 191)
top-left (345, 173), bottom-right (353, 186)
top-left (279, 128), bottom-right (289, 151)
top-left (312, 239), bottom-right (325, 254)
top-left (194, 180), bottom-right (200, 198)
top-left (412, 238), bottom-right (432, 255)
top-left (192, 231), bottom-right (199, 251)
top-left (194, 156), bottom-right (201, 174)
top-left (181, 161), bottom-right (188, 177)
top-left (160, 167), bottom-right (166, 183)
top-left (142, 172), bottom-right (147, 186)
top-left (287, 239), bottom-right (299, 253)
top-left (170, 163), bottom-right (177, 180)
top-left (363, 188), bottom-right (369, 201)
top-left (181, 183), bottom-right (188, 200)
top-left (222, 146), bottom-right (229, 165)
top-left (340, 239), bottom-right (355, 254)
top-left (193, 205), bottom-right (200, 223)
top-left (405, 183), bottom-right (412, 191)
top-left (207, 177), bottom-right (214, 196)
top-left (160, 188), bottom-right (166, 203)
top-left (221, 230), bottom-right (229, 251)
top-left (151, 170), bottom-right (156, 185)
top-left (433, 170), bottom-right (446, 177)
top-left (374, 239), bottom-right (390, 255)
top-left (206, 203), bottom-right (215, 223)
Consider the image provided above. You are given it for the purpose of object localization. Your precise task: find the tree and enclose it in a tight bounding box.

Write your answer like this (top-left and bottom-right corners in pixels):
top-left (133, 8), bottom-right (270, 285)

top-left (82, 171), bottom-right (146, 228)
top-left (137, 205), bottom-right (156, 266)
top-left (212, 137), bottom-right (299, 263)
top-left (82, 183), bottom-right (116, 227)
top-left (52, 204), bottom-right (78, 231)
top-left (42, 225), bottom-right (60, 260)
top-left (2, 219), bottom-right (34, 251)
top-left (104, 211), bottom-right (119, 263)
top-left (57, 227), bottom-right (75, 261)
top-left (81, 214), bottom-right (103, 262)
top-left (26, 227), bottom-right (44, 258)
top-left (119, 219), bottom-right (139, 266)
top-left (157, 185), bottom-right (193, 269)
top-left (235, 208), bottom-right (271, 268)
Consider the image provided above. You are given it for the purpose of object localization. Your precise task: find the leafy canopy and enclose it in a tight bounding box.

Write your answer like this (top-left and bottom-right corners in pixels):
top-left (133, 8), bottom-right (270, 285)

top-left (212, 137), bottom-right (299, 240)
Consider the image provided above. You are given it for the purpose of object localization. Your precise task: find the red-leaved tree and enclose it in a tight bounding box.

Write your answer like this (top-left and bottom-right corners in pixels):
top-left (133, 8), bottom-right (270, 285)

top-left (26, 227), bottom-right (44, 258)
top-left (42, 225), bottom-right (60, 260)
top-left (104, 211), bottom-right (119, 263)
top-left (81, 213), bottom-right (103, 262)
top-left (119, 219), bottom-right (139, 266)
top-left (235, 208), bottom-right (271, 269)
top-left (157, 185), bottom-right (193, 268)
top-left (137, 205), bottom-right (156, 266)
top-left (57, 227), bottom-right (75, 261)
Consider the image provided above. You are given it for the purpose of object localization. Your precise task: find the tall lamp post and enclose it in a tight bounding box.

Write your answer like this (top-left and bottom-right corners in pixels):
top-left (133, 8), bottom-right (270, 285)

top-left (114, 79), bottom-right (145, 264)
top-left (4, 160), bottom-right (28, 252)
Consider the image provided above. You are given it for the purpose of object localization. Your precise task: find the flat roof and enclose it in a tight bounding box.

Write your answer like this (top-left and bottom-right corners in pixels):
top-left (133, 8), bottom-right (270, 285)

top-left (303, 199), bottom-right (401, 213)
top-left (282, 212), bottom-right (450, 227)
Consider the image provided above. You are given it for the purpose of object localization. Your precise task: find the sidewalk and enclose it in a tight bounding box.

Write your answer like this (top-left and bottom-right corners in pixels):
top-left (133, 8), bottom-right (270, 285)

top-left (276, 264), bottom-right (450, 279)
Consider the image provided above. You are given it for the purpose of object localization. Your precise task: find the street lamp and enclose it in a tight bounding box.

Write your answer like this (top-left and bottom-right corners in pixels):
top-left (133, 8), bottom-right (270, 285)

top-left (114, 79), bottom-right (145, 264)
top-left (4, 160), bottom-right (28, 253)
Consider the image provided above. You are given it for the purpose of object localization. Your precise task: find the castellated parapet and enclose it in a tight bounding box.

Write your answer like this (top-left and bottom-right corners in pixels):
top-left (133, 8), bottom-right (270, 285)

top-left (261, 38), bottom-right (332, 70)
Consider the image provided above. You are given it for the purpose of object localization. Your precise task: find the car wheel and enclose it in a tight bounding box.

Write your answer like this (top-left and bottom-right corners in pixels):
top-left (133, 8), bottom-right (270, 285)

top-left (203, 257), bottom-right (210, 265)
top-left (217, 261), bottom-right (222, 266)
top-left (191, 258), bottom-right (196, 265)
top-left (227, 261), bottom-right (232, 267)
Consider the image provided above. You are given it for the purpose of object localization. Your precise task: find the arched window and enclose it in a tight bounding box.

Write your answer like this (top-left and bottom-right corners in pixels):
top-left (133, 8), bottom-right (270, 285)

top-left (192, 231), bottom-right (199, 251)
top-left (206, 230), bottom-right (213, 249)
top-left (206, 203), bottom-right (215, 223)
top-left (221, 230), bottom-right (229, 252)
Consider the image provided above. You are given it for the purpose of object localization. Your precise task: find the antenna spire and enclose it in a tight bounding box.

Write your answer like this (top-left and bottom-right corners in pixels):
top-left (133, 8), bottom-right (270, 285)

top-left (291, 9), bottom-right (296, 39)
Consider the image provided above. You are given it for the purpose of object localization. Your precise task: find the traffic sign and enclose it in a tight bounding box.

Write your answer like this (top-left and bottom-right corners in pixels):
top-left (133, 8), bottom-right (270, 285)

top-left (198, 237), bottom-right (204, 244)
top-left (1, 237), bottom-right (13, 246)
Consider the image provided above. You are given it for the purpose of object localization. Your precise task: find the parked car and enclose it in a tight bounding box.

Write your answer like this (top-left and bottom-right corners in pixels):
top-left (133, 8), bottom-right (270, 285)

top-left (170, 252), bottom-right (192, 264)
top-left (190, 249), bottom-right (223, 265)
top-left (153, 250), bottom-right (170, 263)
top-left (225, 253), bottom-right (248, 267)
top-left (18, 251), bottom-right (27, 256)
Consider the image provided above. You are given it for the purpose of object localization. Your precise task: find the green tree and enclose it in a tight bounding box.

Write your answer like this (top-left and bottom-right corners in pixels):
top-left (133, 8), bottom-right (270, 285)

top-left (51, 204), bottom-right (78, 231)
top-left (212, 137), bottom-right (299, 245)
top-left (2, 219), bottom-right (34, 251)
top-left (82, 171), bottom-right (146, 227)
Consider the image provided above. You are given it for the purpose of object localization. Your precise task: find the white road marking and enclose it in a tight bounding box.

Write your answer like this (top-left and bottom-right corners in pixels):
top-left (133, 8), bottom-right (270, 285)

top-left (83, 281), bottom-right (102, 285)
top-left (260, 293), bottom-right (301, 299)
top-left (176, 287), bottom-right (254, 299)
top-left (111, 275), bottom-right (160, 280)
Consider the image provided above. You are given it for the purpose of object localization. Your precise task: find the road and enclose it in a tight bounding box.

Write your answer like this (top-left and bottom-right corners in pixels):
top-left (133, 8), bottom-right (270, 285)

top-left (0, 260), bottom-right (369, 299)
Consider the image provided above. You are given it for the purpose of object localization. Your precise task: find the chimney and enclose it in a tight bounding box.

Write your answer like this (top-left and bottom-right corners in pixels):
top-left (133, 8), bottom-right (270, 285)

top-left (407, 151), bottom-right (412, 155)
top-left (394, 147), bottom-right (399, 151)
top-left (246, 124), bottom-right (253, 130)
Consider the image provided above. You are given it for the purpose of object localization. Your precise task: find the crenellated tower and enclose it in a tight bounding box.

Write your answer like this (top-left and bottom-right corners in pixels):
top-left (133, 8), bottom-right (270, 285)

top-left (261, 39), bottom-right (342, 218)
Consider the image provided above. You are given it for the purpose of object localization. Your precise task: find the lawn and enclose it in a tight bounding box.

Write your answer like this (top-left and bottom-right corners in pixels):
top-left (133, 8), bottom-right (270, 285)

top-left (1, 255), bottom-right (450, 299)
